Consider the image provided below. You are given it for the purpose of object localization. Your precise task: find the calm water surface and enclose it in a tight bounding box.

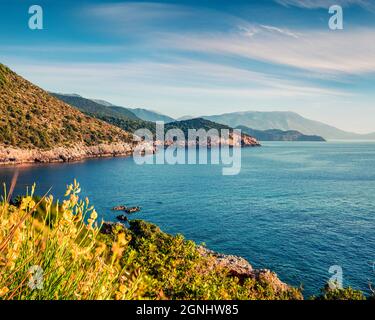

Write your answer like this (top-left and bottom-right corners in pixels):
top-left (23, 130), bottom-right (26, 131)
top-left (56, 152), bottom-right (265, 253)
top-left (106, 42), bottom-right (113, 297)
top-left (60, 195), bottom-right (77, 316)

top-left (1, 141), bottom-right (375, 297)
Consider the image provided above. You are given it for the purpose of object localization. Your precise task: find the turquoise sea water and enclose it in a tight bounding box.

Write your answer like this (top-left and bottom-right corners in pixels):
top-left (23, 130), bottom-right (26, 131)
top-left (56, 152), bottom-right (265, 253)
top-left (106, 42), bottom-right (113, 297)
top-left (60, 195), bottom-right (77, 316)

top-left (1, 141), bottom-right (375, 297)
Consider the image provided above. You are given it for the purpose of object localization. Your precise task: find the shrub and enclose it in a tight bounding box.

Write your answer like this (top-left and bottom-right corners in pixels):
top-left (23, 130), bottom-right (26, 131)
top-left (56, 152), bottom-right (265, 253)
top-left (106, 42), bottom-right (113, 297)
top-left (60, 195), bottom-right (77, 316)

top-left (0, 181), bottom-right (303, 300)
top-left (312, 284), bottom-right (366, 300)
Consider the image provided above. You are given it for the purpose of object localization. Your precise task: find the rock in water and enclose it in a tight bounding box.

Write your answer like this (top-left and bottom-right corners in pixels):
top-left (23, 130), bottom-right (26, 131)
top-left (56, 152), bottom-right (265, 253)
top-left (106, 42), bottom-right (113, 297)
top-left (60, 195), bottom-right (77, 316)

top-left (112, 206), bottom-right (127, 211)
top-left (125, 206), bottom-right (141, 214)
top-left (116, 215), bottom-right (128, 222)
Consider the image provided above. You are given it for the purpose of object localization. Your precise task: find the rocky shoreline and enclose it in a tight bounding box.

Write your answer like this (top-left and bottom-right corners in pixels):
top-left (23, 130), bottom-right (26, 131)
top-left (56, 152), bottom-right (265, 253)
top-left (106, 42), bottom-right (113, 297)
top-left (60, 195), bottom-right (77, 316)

top-left (198, 246), bottom-right (292, 294)
top-left (101, 221), bottom-right (296, 297)
top-left (0, 142), bottom-right (136, 165)
top-left (0, 135), bottom-right (260, 165)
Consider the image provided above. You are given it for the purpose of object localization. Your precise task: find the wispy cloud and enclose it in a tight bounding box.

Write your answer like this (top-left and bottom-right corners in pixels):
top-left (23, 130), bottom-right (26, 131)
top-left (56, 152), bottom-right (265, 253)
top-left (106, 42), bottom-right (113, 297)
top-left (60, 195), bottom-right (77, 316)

top-left (3, 1), bottom-right (373, 132)
top-left (275, 0), bottom-right (375, 10)
top-left (85, 2), bottom-right (241, 34)
top-left (159, 26), bottom-right (375, 75)
top-left (85, 2), bottom-right (375, 75)
top-left (259, 25), bottom-right (300, 38)
top-left (5, 58), bottom-right (345, 98)
top-left (5, 57), bottom-right (359, 129)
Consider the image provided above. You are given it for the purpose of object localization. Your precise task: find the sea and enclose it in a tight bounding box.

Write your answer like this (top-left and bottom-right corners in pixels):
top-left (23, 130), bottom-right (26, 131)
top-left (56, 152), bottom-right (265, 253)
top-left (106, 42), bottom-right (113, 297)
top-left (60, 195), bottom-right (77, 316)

top-left (1, 141), bottom-right (374, 297)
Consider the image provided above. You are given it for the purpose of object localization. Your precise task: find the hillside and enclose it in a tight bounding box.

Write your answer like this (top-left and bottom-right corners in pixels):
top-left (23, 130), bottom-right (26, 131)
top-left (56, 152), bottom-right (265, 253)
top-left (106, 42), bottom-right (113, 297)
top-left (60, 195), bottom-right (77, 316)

top-left (0, 182), bottom-right (307, 300)
top-left (51, 94), bottom-right (259, 146)
top-left (204, 111), bottom-right (373, 140)
top-left (0, 63), bottom-right (135, 164)
top-left (236, 126), bottom-right (326, 142)
top-left (54, 94), bottom-right (175, 123)
top-left (1, 181), bottom-right (366, 300)
top-left (165, 118), bottom-right (260, 146)
top-left (129, 108), bottom-right (175, 123)
top-left (51, 93), bottom-right (140, 121)
top-left (166, 118), bottom-right (233, 134)
top-left (52, 93), bottom-right (161, 133)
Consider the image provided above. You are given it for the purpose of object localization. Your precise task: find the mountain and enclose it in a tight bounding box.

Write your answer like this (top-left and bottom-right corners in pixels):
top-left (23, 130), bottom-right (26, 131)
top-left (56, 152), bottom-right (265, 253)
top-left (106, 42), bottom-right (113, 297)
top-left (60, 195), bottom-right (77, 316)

top-left (53, 94), bottom-right (258, 145)
top-left (52, 93), bottom-right (158, 133)
top-left (166, 118), bottom-right (232, 133)
top-left (204, 111), bottom-right (373, 140)
top-left (129, 108), bottom-right (175, 123)
top-left (79, 96), bottom-right (175, 123)
top-left (91, 99), bottom-right (115, 107)
top-left (177, 115), bottom-right (194, 121)
top-left (54, 94), bottom-right (174, 126)
top-left (51, 93), bottom-right (140, 121)
top-left (165, 118), bottom-right (260, 146)
top-left (0, 63), bottom-right (134, 164)
top-left (236, 126), bottom-right (325, 142)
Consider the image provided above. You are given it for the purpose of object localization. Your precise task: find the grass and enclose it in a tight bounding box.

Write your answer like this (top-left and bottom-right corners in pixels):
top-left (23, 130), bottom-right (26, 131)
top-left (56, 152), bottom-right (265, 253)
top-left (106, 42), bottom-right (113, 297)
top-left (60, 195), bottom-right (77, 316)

top-left (0, 181), bottom-right (368, 300)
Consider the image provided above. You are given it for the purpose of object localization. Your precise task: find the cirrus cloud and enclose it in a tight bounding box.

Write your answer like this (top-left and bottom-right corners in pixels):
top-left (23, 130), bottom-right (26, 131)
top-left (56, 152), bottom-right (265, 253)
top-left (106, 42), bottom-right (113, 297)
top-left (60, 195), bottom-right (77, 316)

top-left (275, 0), bottom-right (375, 10)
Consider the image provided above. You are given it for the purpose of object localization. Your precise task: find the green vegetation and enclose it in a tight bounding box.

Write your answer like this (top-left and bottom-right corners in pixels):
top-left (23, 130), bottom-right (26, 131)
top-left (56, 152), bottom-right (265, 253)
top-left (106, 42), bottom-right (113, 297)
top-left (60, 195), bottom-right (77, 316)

top-left (0, 64), bottom-right (7, 87)
top-left (312, 285), bottom-right (367, 300)
top-left (0, 181), bottom-right (372, 300)
top-left (0, 63), bottom-right (132, 150)
top-left (51, 93), bottom-right (255, 141)
top-left (92, 114), bottom-right (156, 135)
top-left (165, 118), bottom-right (233, 136)
top-left (51, 94), bottom-right (140, 121)
top-left (0, 181), bottom-right (302, 300)
top-left (236, 126), bottom-right (326, 142)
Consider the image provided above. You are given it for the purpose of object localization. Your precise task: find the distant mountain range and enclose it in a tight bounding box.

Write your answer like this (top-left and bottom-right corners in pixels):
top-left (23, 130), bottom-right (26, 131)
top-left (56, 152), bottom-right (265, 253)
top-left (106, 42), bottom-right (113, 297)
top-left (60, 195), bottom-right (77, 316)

top-left (53, 94), bottom-right (325, 142)
top-left (50, 94), bottom-right (258, 144)
top-left (202, 111), bottom-right (375, 140)
top-left (236, 126), bottom-right (325, 142)
top-left (130, 108), bottom-right (175, 123)
top-left (91, 97), bottom-right (175, 123)
top-left (165, 118), bottom-right (260, 146)
top-left (52, 94), bottom-right (375, 141)
top-left (51, 93), bottom-right (140, 120)
top-left (51, 93), bottom-right (157, 133)
top-left (52, 94), bottom-right (175, 124)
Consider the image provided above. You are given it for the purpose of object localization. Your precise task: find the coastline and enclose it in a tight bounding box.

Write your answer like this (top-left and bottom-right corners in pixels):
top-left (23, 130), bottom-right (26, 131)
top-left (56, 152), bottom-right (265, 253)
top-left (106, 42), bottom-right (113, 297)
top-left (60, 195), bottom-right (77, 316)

top-left (101, 220), bottom-right (299, 298)
top-left (0, 142), bottom-right (136, 166)
top-left (0, 137), bottom-right (260, 166)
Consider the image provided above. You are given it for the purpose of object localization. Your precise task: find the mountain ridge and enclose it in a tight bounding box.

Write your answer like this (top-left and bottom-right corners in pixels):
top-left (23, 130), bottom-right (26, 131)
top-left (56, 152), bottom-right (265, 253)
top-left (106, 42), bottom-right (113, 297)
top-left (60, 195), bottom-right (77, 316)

top-left (0, 63), bottom-right (138, 164)
top-left (54, 94), bottom-right (175, 124)
top-left (236, 125), bottom-right (325, 142)
top-left (203, 111), bottom-right (375, 140)
top-left (52, 94), bottom-right (259, 146)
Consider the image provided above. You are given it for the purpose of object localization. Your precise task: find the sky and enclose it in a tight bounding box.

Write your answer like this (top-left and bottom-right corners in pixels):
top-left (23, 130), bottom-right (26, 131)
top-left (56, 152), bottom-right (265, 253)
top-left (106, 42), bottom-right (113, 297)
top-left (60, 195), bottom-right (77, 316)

top-left (0, 0), bottom-right (375, 133)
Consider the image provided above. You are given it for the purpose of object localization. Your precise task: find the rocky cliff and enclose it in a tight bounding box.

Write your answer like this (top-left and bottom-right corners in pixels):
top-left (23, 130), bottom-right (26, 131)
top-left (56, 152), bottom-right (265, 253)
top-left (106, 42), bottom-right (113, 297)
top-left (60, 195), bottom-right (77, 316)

top-left (198, 247), bottom-right (292, 295)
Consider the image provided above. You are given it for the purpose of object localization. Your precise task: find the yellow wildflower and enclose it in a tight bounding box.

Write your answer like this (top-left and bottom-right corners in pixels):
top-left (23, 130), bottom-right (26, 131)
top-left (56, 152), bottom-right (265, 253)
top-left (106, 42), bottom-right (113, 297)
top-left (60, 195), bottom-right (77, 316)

top-left (0, 287), bottom-right (9, 297)
top-left (90, 210), bottom-right (98, 221)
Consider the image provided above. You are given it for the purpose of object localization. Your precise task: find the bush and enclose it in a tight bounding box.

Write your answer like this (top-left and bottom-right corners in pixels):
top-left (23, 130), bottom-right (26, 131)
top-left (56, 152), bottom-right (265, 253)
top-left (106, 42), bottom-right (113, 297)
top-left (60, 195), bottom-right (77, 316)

top-left (312, 284), bottom-right (366, 300)
top-left (0, 181), bottom-right (305, 300)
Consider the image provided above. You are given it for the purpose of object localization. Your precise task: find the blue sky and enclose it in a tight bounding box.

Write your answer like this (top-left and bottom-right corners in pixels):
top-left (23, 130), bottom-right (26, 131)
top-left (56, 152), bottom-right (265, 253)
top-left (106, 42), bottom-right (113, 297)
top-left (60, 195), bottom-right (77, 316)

top-left (1, 0), bottom-right (375, 133)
